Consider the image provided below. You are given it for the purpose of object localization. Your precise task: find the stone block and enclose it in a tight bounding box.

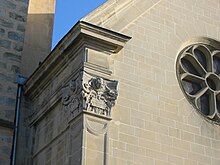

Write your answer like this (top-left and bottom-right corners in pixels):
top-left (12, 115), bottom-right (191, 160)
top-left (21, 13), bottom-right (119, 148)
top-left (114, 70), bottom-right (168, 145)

top-left (113, 148), bottom-right (133, 162)
top-left (0, 96), bottom-right (16, 107)
top-left (135, 128), bottom-right (156, 141)
top-left (0, 62), bottom-right (6, 69)
top-left (188, 152), bottom-right (211, 164)
top-left (17, 24), bottom-right (25, 32)
top-left (162, 145), bottom-right (188, 158)
top-left (168, 155), bottom-right (184, 165)
top-left (9, 12), bottom-right (25, 22)
top-left (184, 159), bottom-right (197, 165)
top-left (173, 138), bottom-right (190, 151)
top-left (130, 117), bottom-right (145, 128)
top-left (3, 52), bottom-right (21, 62)
top-left (1, 0), bottom-right (16, 10)
top-left (86, 149), bottom-right (104, 164)
top-left (138, 138), bottom-right (160, 151)
top-left (1, 145), bottom-right (11, 155)
top-left (10, 65), bottom-right (20, 73)
top-left (191, 143), bottom-right (205, 155)
top-left (156, 134), bottom-right (172, 146)
top-left (8, 31), bottom-right (24, 42)
top-left (126, 144), bottom-right (145, 155)
top-left (133, 154), bottom-right (154, 165)
top-left (0, 18), bottom-right (13, 28)
top-left (0, 28), bottom-right (5, 37)
top-left (211, 139), bottom-right (220, 150)
top-left (0, 73), bottom-right (13, 82)
top-left (12, 43), bottom-right (23, 52)
top-left (0, 83), bottom-right (3, 92)
top-left (86, 133), bottom-right (104, 152)
top-left (168, 127), bottom-right (180, 138)
top-left (108, 156), bottom-right (127, 165)
top-left (0, 40), bottom-right (11, 49)
top-left (4, 109), bottom-right (15, 121)
top-left (119, 123), bottom-right (134, 135)
top-left (18, 6), bottom-right (28, 14)
top-left (146, 149), bottom-right (168, 161)
top-left (119, 133), bottom-right (138, 145)
top-left (181, 131), bottom-right (195, 142)
top-left (195, 135), bottom-right (211, 147)
top-left (112, 140), bottom-right (125, 150)
top-left (0, 8), bottom-right (6, 17)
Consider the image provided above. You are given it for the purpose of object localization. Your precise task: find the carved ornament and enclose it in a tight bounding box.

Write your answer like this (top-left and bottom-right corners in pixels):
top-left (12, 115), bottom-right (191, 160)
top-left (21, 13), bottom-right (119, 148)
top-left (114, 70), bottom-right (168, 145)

top-left (62, 73), bottom-right (118, 119)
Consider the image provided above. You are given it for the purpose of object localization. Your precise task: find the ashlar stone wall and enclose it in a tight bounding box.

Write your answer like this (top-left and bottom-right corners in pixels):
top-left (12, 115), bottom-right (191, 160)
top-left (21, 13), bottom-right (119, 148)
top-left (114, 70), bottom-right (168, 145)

top-left (99, 0), bottom-right (220, 165)
top-left (0, 0), bottom-right (29, 164)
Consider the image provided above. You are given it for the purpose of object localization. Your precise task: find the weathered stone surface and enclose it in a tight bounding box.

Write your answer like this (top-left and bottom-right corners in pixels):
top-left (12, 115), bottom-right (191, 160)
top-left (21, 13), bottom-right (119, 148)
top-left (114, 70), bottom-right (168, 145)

top-left (0, 96), bottom-right (16, 106)
top-left (1, 146), bottom-right (11, 155)
top-left (9, 12), bottom-right (25, 22)
top-left (0, 18), bottom-right (13, 28)
top-left (0, 40), bottom-right (11, 49)
top-left (0, 128), bottom-right (13, 165)
top-left (0, 8), bottom-right (5, 17)
top-left (7, 86), bottom-right (17, 95)
top-left (1, 0), bottom-right (16, 10)
top-left (8, 31), bottom-right (24, 42)
top-left (4, 110), bottom-right (14, 121)
top-left (0, 134), bottom-right (12, 144)
top-left (0, 73), bottom-right (14, 82)
top-left (0, 28), bottom-right (5, 37)
top-left (17, 24), bottom-right (25, 32)
top-left (3, 52), bottom-right (21, 61)
top-left (0, 62), bottom-right (7, 69)
top-left (11, 65), bottom-right (20, 73)
top-left (13, 43), bottom-right (23, 52)
top-left (0, 83), bottom-right (3, 92)
top-left (18, 6), bottom-right (28, 14)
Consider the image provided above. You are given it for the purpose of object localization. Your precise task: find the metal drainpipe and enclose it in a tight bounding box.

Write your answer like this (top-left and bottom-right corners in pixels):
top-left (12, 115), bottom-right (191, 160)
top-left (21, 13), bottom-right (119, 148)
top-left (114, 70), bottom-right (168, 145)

top-left (11, 75), bottom-right (27, 165)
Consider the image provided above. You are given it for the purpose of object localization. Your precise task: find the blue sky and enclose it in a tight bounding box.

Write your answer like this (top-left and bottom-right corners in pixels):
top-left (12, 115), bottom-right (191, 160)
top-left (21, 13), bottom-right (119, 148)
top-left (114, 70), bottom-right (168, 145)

top-left (52, 0), bottom-right (107, 49)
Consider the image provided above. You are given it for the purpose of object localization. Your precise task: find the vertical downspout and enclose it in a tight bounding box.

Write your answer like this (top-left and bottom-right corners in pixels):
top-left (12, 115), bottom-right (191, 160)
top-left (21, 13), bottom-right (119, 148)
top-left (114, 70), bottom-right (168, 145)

top-left (11, 75), bottom-right (27, 165)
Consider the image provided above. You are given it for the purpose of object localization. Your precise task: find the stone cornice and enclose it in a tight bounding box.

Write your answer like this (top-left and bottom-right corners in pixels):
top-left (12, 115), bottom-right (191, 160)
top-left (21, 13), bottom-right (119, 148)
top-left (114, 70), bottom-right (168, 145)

top-left (24, 21), bottom-right (131, 98)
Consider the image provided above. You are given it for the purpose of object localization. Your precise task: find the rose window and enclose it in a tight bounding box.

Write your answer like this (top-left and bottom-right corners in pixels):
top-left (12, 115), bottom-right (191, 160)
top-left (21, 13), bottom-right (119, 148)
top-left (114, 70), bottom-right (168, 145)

top-left (176, 43), bottom-right (220, 124)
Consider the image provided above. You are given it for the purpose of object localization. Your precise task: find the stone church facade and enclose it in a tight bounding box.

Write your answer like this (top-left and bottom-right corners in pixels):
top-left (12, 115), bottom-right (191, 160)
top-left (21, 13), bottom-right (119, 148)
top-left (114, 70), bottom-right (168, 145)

top-left (2, 0), bottom-right (220, 165)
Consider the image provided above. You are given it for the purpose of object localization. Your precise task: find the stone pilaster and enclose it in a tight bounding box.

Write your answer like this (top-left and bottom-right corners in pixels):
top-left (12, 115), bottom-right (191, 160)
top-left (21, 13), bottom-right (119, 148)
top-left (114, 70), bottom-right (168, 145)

top-left (22, 21), bottom-right (131, 165)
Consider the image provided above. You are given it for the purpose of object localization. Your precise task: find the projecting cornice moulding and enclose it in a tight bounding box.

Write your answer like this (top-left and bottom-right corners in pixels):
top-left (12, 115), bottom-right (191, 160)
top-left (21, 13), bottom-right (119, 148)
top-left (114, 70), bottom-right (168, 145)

top-left (24, 21), bottom-right (131, 99)
top-left (25, 21), bottom-right (131, 125)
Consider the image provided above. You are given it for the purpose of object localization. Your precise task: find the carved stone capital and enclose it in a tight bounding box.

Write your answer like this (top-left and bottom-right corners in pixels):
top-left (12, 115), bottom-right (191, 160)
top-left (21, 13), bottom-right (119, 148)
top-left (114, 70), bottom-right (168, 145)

top-left (82, 73), bottom-right (118, 118)
top-left (61, 72), bottom-right (118, 121)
